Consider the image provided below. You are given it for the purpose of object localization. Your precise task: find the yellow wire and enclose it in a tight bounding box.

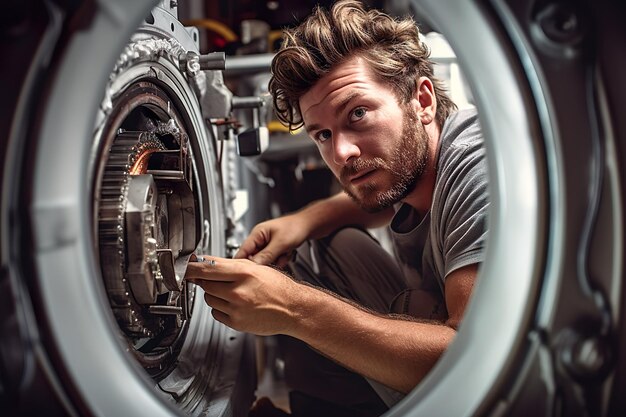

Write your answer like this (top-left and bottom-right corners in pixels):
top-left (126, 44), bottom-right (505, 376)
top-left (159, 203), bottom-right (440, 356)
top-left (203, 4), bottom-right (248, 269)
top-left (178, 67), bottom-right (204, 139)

top-left (267, 120), bottom-right (303, 135)
top-left (182, 19), bottom-right (238, 43)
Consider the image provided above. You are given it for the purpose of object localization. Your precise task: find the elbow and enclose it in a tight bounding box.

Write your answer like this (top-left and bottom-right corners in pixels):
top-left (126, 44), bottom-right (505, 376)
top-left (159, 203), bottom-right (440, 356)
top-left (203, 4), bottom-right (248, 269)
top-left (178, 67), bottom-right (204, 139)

top-left (445, 316), bottom-right (463, 331)
top-left (411, 325), bottom-right (458, 390)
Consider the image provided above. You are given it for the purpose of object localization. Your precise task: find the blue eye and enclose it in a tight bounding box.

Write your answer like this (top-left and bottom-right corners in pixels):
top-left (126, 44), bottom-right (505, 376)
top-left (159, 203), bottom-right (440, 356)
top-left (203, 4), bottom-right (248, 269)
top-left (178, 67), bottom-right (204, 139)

top-left (350, 107), bottom-right (367, 122)
top-left (316, 130), bottom-right (332, 142)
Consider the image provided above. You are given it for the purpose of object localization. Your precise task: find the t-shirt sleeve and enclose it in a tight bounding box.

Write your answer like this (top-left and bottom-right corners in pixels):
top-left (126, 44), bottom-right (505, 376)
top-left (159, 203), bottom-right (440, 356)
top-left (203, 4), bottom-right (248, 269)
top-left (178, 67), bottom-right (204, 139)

top-left (437, 134), bottom-right (489, 279)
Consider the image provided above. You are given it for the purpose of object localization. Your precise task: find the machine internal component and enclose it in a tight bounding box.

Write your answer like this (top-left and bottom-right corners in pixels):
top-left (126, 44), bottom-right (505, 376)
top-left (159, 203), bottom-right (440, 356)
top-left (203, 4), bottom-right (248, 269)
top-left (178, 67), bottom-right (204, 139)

top-left (96, 80), bottom-right (200, 378)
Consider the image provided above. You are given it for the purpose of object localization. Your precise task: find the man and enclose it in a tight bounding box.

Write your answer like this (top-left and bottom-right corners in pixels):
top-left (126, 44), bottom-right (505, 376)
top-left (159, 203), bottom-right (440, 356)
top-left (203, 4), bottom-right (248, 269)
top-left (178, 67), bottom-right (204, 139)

top-left (186, 1), bottom-right (488, 415)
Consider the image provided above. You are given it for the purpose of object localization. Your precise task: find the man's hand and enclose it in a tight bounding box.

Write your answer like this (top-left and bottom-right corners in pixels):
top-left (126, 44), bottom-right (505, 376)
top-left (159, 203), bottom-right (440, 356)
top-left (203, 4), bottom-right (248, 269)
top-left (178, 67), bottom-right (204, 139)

top-left (185, 256), bottom-right (303, 335)
top-left (235, 193), bottom-right (393, 267)
top-left (185, 256), bottom-right (477, 392)
top-left (234, 215), bottom-right (310, 267)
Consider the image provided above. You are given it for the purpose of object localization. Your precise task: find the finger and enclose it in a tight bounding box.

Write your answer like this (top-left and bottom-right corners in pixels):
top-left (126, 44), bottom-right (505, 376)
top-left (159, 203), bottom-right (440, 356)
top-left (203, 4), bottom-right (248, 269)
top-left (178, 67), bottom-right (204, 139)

top-left (204, 292), bottom-right (230, 313)
top-left (274, 251), bottom-right (294, 269)
top-left (211, 308), bottom-right (231, 326)
top-left (185, 256), bottom-right (241, 282)
top-left (189, 279), bottom-right (235, 300)
top-left (233, 243), bottom-right (252, 259)
top-left (249, 250), bottom-right (273, 265)
top-left (234, 230), bottom-right (269, 259)
top-left (248, 241), bottom-right (288, 265)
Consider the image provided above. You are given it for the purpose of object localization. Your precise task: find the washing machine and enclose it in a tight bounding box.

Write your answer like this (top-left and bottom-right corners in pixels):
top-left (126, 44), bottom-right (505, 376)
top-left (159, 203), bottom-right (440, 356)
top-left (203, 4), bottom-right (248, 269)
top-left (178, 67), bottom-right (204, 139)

top-left (1, 0), bottom-right (625, 416)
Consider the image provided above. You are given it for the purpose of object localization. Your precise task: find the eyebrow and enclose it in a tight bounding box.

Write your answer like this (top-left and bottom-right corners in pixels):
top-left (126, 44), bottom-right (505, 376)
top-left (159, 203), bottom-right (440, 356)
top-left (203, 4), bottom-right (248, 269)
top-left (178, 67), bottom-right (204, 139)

top-left (305, 91), bottom-right (365, 134)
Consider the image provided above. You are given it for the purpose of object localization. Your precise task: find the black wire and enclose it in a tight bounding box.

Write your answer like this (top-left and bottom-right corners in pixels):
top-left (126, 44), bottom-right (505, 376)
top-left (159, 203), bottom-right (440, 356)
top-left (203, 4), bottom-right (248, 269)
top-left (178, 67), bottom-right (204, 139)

top-left (218, 129), bottom-right (225, 169)
top-left (577, 60), bottom-right (613, 338)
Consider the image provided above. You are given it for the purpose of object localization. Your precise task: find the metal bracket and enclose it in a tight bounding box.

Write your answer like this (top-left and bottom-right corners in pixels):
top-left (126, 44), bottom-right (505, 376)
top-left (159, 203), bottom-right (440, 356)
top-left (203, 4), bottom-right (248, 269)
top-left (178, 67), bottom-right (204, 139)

top-left (231, 96), bottom-right (269, 156)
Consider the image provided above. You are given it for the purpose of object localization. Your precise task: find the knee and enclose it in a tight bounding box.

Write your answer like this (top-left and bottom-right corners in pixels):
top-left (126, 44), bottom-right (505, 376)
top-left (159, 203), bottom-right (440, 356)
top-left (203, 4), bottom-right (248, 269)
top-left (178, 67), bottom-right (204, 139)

top-left (322, 227), bottom-right (378, 253)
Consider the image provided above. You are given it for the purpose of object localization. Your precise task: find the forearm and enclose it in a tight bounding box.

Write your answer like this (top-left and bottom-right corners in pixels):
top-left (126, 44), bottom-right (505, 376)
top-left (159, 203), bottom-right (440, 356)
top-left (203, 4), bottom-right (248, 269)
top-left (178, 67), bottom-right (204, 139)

top-left (288, 283), bottom-right (456, 393)
top-left (297, 193), bottom-right (394, 240)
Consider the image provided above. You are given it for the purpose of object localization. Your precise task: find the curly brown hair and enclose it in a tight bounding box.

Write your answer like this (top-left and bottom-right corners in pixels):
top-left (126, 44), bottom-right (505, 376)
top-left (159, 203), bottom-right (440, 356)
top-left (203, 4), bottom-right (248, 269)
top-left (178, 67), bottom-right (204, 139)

top-left (268, 0), bottom-right (457, 131)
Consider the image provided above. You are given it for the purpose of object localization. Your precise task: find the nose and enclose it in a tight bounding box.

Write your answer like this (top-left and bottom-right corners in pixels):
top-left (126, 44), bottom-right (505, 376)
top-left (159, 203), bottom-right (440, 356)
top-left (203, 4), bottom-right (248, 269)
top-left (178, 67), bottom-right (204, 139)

top-left (332, 131), bottom-right (360, 165)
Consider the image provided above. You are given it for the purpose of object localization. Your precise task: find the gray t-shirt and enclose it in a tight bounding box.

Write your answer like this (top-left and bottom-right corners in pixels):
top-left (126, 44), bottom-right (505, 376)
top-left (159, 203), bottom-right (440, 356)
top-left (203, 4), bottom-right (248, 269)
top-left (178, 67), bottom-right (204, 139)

top-left (389, 108), bottom-right (488, 297)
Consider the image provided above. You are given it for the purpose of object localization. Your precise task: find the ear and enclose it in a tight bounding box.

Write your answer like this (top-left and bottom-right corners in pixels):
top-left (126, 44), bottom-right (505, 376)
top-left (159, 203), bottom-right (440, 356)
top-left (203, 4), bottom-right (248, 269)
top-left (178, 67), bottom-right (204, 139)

top-left (414, 76), bottom-right (437, 125)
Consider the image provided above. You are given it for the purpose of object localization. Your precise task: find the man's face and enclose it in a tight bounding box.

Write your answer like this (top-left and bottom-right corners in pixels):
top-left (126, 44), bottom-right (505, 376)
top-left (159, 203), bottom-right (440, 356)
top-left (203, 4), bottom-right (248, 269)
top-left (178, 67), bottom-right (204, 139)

top-left (299, 56), bottom-right (429, 212)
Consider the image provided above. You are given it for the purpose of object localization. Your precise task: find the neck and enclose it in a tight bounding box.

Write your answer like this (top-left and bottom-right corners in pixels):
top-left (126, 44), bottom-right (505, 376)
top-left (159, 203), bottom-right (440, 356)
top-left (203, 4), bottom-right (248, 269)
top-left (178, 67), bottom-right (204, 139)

top-left (402, 123), bottom-right (441, 217)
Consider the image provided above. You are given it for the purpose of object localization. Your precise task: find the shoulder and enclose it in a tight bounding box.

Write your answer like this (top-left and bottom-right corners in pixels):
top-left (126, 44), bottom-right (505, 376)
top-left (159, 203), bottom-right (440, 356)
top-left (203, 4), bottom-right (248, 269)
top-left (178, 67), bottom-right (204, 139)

top-left (436, 108), bottom-right (486, 185)
top-left (439, 108), bottom-right (483, 159)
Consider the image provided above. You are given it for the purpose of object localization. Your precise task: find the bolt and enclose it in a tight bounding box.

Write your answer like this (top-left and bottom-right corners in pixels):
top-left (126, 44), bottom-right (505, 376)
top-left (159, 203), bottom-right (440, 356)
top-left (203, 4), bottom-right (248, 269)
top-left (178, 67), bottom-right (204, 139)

top-left (179, 51), bottom-right (226, 75)
top-left (179, 51), bottom-right (200, 75)
top-left (198, 52), bottom-right (226, 71)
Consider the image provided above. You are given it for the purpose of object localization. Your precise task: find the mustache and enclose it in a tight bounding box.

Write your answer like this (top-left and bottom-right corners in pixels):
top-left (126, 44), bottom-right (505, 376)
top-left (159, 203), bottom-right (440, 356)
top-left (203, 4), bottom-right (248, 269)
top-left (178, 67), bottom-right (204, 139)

top-left (340, 158), bottom-right (383, 182)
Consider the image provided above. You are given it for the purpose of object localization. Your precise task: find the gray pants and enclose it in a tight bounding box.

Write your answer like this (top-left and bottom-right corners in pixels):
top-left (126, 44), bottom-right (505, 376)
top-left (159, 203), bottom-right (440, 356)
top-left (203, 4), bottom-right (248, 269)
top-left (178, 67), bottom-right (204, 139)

top-left (280, 228), bottom-right (408, 417)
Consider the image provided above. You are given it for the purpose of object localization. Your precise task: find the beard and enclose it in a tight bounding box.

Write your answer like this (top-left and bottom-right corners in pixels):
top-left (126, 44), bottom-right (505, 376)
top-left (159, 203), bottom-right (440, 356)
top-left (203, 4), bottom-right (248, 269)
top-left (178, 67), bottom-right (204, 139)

top-left (340, 104), bottom-right (430, 212)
